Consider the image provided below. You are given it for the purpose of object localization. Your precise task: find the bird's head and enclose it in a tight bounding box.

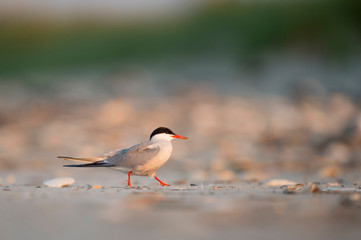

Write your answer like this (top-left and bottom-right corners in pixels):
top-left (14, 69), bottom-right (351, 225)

top-left (150, 127), bottom-right (188, 141)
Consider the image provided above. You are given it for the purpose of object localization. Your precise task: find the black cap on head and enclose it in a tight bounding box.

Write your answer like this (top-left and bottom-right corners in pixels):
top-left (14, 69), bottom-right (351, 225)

top-left (150, 127), bottom-right (176, 139)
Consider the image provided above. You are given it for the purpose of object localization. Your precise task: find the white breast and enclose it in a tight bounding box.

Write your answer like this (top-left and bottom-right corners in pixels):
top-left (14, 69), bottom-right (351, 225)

top-left (134, 140), bottom-right (173, 176)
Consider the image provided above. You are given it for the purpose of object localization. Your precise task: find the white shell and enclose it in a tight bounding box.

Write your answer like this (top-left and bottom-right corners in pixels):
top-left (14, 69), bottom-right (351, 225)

top-left (43, 177), bottom-right (75, 187)
top-left (260, 179), bottom-right (297, 186)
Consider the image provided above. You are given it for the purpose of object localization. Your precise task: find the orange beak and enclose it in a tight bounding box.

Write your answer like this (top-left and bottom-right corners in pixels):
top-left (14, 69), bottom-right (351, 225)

top-left (172, 135), bottom-right (188, 139)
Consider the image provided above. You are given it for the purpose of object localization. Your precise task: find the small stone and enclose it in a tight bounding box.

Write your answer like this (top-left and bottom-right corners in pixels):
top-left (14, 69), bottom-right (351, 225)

top-left (285, 184), bottom-right (304, 191)
top-left (310, 184), bottom-right (320, 193)
top-left (326, 182), bottom-right (340, 187)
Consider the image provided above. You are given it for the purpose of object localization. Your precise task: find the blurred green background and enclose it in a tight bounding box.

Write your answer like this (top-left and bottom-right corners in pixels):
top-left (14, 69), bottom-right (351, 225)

top-left (1, 0), bottom-right (360, 78)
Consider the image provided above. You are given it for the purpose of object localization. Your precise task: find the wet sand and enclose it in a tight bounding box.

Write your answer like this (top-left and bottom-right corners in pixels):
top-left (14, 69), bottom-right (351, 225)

top-left (1, 171), bottom-right (361, 240)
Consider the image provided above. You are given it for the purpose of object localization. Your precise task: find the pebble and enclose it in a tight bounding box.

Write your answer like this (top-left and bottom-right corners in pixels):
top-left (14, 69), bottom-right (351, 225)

top-left (326, 182), bottom-right (340, 187)
top-left (310, 184), bottom-right (320, 193)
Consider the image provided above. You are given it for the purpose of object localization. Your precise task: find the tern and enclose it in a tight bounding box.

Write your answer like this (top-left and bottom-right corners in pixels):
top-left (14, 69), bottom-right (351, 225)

top-left (58, 127), bottom-right (188, 188)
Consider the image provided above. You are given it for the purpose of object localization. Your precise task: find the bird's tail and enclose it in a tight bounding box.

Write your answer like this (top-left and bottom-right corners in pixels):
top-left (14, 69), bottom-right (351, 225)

top-left (62, 161), bottom-right (115, 168)
top-left (57, 156), bottom-right (107, 162)
top-left (58, 156), bottom-right (115, 167)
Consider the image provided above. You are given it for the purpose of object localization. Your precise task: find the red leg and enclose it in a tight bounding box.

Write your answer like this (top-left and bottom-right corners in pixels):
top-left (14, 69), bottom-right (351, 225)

top-left (128, 171), bottom-right (133, 188)
top-left (154, 175), bottom-right (170, 186)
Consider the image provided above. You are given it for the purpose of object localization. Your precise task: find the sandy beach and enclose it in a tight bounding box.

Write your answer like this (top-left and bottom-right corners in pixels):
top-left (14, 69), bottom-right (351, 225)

top-left (1, 169), bottom-right (361, 240)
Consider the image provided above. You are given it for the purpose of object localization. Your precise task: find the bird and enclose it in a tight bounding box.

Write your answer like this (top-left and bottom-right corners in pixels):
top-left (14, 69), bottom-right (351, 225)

top-left (57, 127), bottom-right (188, 188)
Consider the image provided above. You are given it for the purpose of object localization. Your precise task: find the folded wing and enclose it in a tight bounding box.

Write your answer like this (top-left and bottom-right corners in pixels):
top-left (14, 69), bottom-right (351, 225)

top-left (105, 141), bottom-right (160, 169)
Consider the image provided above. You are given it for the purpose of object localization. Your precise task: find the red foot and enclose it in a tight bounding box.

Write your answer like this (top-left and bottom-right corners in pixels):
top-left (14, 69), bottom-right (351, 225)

top-left (128, 171), bottom-right (133, 188)
top-left (154, 175), bottom-right (170, 186)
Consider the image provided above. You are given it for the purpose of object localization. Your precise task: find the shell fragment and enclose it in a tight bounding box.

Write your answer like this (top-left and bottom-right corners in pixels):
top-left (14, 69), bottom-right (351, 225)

top-left (43, 177), bottom-right (75, 187)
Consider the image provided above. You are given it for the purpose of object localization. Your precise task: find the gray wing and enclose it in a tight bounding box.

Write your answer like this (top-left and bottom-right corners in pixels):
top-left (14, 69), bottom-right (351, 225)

top-left (104, 141), bottom-right (160, 169)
